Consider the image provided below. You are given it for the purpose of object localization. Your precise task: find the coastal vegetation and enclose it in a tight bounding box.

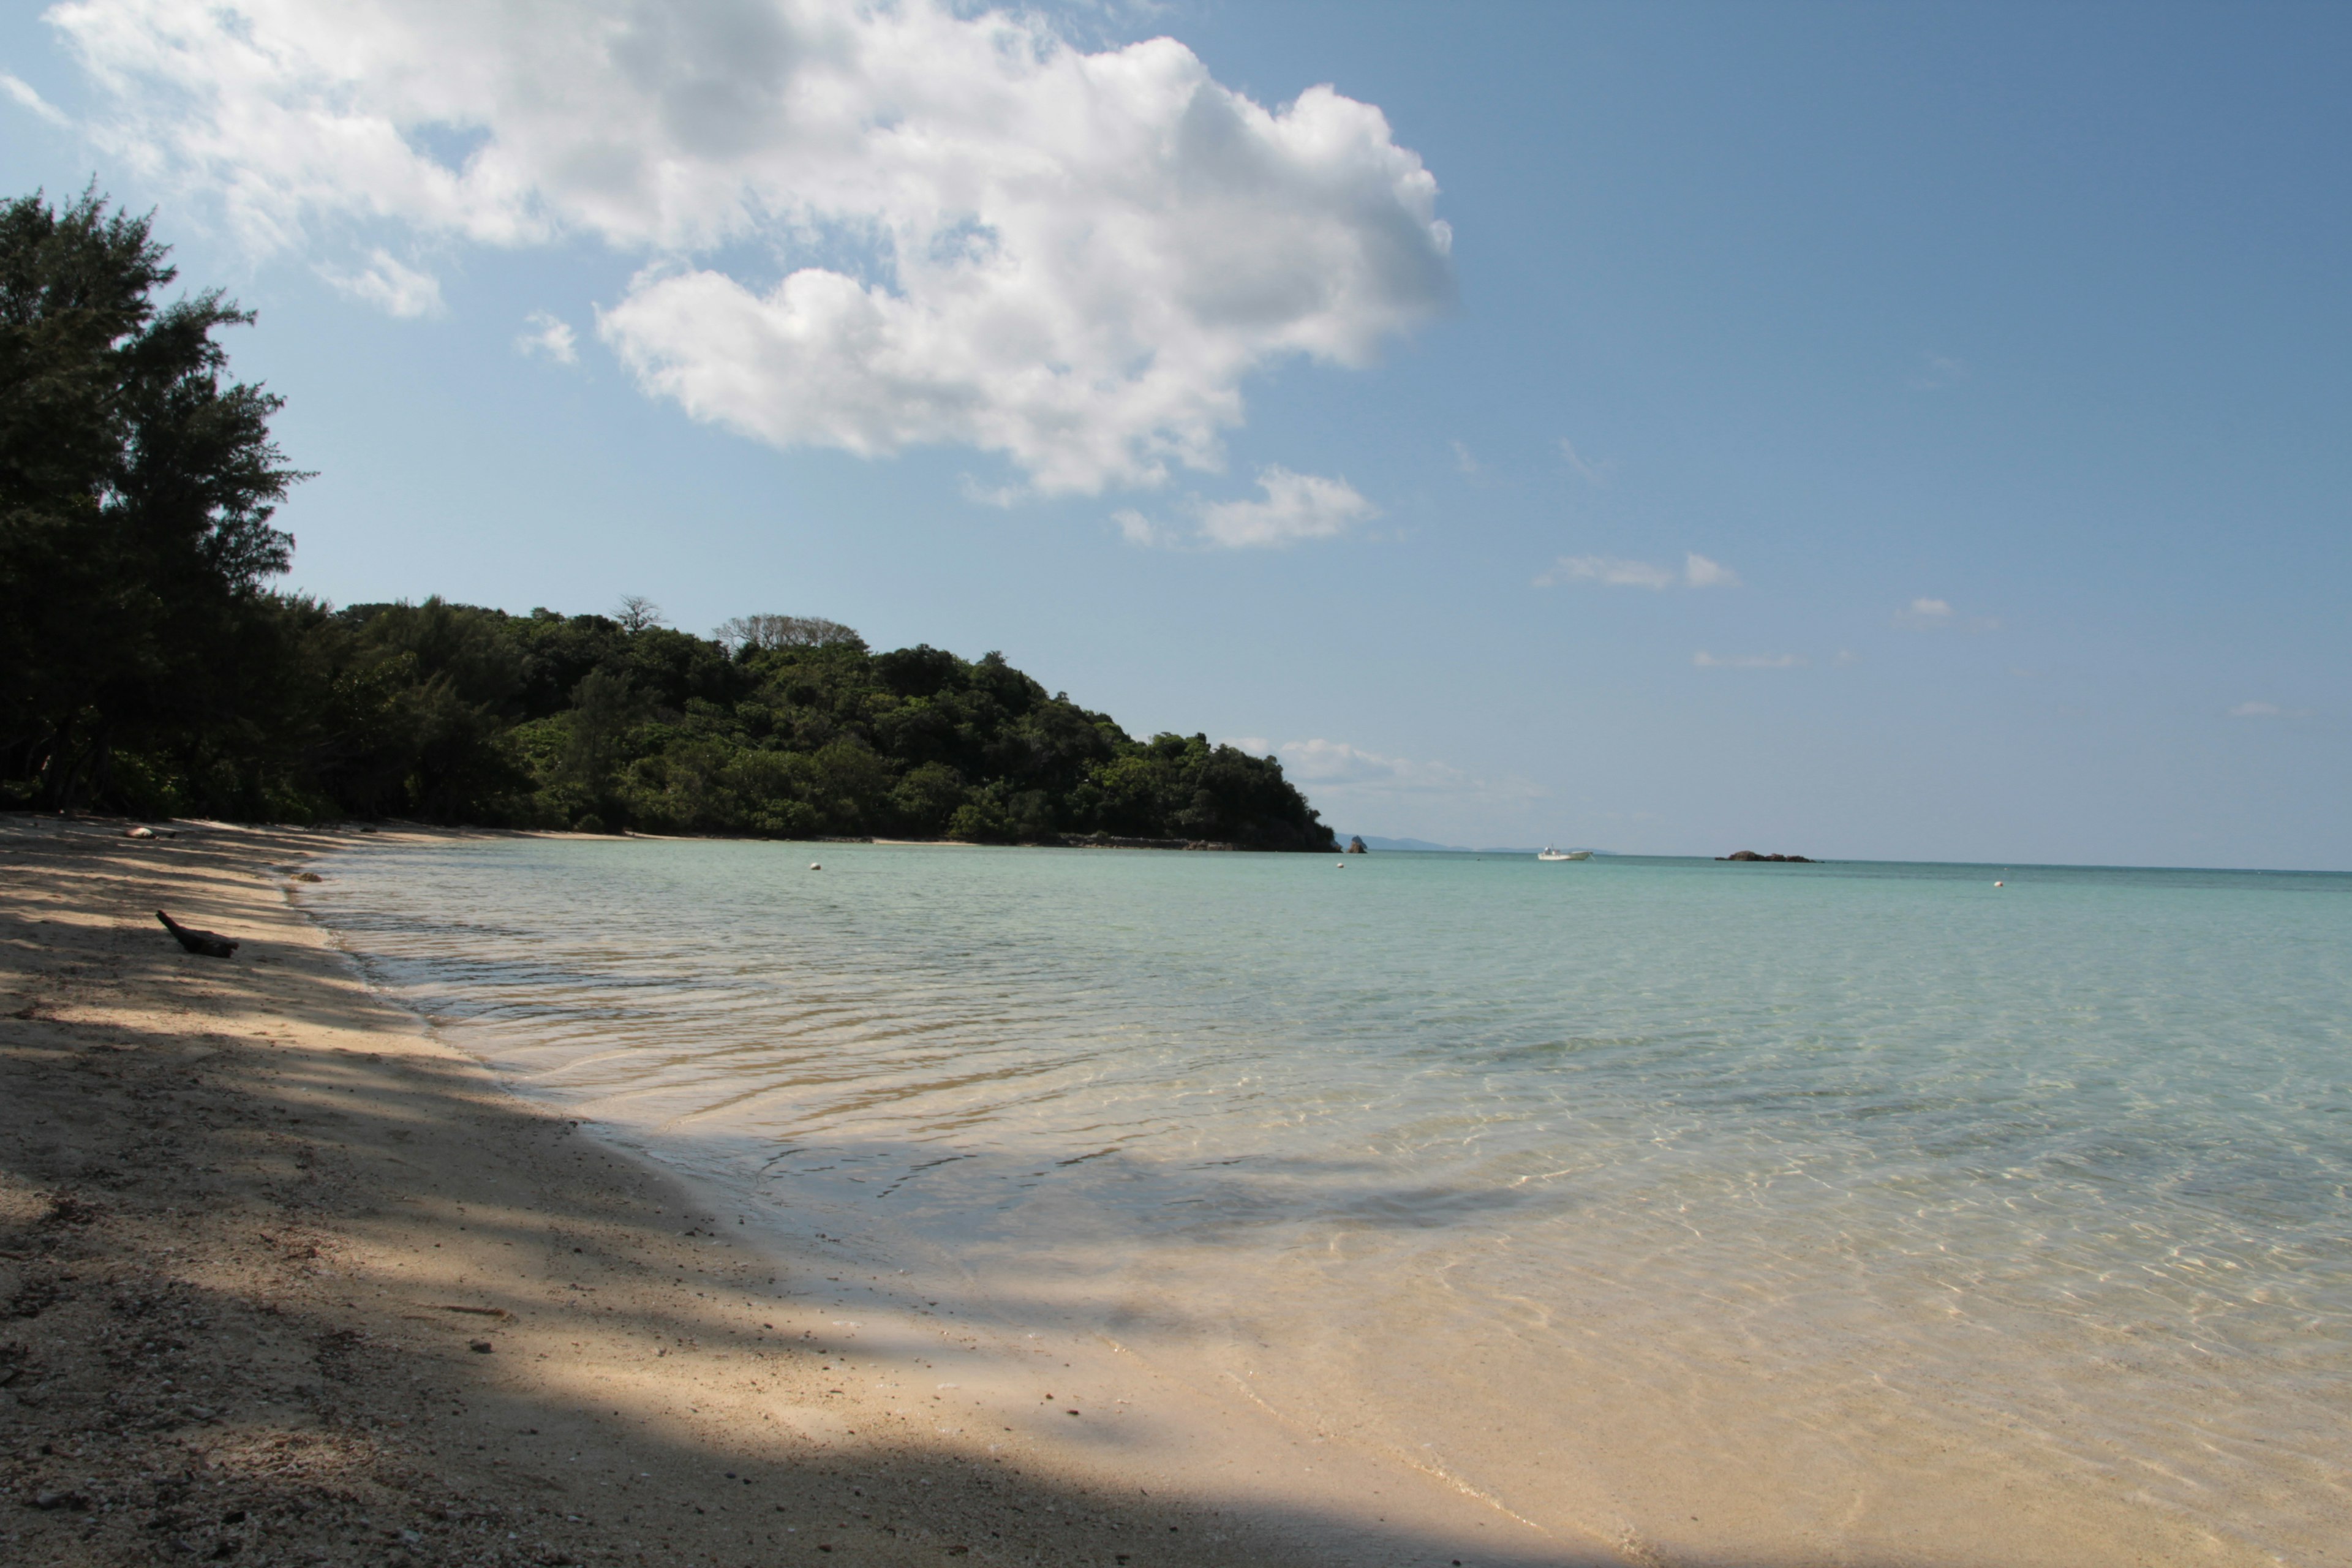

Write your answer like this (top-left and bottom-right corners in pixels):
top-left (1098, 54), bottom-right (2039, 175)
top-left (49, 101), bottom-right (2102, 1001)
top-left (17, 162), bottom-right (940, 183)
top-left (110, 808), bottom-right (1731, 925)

top-left (0, 189), bottom-right (1334, 851)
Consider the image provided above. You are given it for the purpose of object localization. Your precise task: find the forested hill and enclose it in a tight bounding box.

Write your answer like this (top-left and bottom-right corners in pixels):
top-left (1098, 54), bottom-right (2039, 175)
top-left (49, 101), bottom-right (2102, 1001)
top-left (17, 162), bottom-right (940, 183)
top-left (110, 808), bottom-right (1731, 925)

top-left (0, 188), bottom-right (1332, 850)
top-left (159, 598), bottom-right (1340, 849)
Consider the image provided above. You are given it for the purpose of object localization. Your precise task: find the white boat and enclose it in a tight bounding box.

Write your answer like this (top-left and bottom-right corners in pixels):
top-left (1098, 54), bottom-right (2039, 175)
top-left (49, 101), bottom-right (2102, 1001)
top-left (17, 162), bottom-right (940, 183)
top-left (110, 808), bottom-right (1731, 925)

top-left (1537, 846), bottom-right (1591, 861)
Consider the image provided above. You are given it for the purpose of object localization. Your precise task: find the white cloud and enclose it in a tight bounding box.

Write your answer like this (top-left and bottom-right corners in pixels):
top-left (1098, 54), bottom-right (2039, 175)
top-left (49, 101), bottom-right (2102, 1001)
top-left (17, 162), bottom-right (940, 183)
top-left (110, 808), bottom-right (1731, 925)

top-left (516, 309), bottom-right (578, 364)
top-left (1230, 737), bottom-right (1539, 805)
top-left (1451, 439), bottom-right (1481, 476)
top-left (1536, 551), bottom-right (1737, 589)
top-left (1694, 650), bottom-right (1805, 669)
top-left (1278, 739), bottom-right (1435, 786)
top-left (2228, 701), bottom-right (2308, 720)
top-left (1897, 595), bottom-right (2002, 631)
top-left (2, 72), bottom-right (70, 127)
top-left (1910, 352), bottom-right (1967, 390)
top-left (321, 247), bottom-right (443, 317)
top-left (1192, 467), bottom-right (1377, 548)
top-left (1539, 556), bottom-right (1673, 589)
top-left (1112, 507), bottom-right (1170, 547)
top-left (53, 0), bottom-right (1450, 496)
top-left (1681, 552), bottom-right (1738, 587)
top-left (1558, 437), bottom-right (1611, 484)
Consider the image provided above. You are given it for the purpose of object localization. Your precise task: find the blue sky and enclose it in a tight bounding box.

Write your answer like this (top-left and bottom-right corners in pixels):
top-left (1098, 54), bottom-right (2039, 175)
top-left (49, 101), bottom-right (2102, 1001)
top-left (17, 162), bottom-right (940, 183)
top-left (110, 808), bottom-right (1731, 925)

top-left (5, 2), bottom-right (2346, 867)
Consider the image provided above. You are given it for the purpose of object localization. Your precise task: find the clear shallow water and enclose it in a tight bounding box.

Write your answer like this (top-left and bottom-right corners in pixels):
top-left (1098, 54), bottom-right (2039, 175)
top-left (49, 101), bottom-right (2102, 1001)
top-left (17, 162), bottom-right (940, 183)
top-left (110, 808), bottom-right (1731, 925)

top-left (307, 840), bottom-right (2352, 1561)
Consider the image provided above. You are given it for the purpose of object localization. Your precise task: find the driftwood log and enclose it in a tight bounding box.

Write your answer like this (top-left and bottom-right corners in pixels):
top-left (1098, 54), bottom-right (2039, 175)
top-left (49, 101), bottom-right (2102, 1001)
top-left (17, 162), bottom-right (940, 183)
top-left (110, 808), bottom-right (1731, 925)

top-left (156, 910), bottom-right (238, 959)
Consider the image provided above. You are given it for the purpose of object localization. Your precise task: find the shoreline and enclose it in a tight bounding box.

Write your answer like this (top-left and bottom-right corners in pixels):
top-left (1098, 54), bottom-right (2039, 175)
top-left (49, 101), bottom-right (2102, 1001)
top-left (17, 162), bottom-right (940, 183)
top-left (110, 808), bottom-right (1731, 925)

top-left (1, 815), bottom-right (1582, 1567)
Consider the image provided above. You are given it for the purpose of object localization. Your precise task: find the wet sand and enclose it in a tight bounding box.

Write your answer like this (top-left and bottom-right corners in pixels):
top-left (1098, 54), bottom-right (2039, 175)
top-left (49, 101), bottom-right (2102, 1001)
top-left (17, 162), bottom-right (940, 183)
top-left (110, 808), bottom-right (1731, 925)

top-left (0, 816), bottom-right (1597, 1568)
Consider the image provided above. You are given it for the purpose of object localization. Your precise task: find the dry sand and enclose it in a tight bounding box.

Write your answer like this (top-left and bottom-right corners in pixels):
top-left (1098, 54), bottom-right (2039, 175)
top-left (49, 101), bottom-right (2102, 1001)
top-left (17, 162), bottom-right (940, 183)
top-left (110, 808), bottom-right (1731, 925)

top-left (0, 816), bottom-right (1607, 1568)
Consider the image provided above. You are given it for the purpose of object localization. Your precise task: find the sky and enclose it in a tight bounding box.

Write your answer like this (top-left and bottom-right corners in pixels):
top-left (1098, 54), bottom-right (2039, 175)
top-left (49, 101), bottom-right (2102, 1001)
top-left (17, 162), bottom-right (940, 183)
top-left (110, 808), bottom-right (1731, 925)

top-left (4, 1), bottom-right (2348, 868)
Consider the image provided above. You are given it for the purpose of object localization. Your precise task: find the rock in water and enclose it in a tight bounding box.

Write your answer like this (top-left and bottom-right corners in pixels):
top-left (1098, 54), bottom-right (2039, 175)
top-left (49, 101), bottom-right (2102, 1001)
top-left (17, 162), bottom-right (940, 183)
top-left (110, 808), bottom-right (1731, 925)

top-left (1347, 836), bottom-right (1368, 854)
top-left (155, 911), bottom-right (238, 959)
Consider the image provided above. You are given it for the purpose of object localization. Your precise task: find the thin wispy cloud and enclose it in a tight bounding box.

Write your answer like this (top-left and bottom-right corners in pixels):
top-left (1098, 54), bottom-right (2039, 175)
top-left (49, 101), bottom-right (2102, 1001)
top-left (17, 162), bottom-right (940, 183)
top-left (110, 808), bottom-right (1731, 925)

top-left (1536, 552), bottom-right (1738, 590)
top-left (1229, 737), bottom-right (1542, 804)
top-left (516, 311), bottom-right (578, 366)
top-left (1558, 437), bottom-right (1613, 484)
top-left (1451, 439), bottom-right (1482, 477)
top-left (1694, 651), bottom-right (1805, 669)
top-left (1910, 352), bottom-right (1968, 390)
top-left (51, 0), bottom-right (1451, 498)
top-left (1, 72), bottom-right (70, 128)
top-left (1897, 595), bottom-right (2001, 631)
top-left (2228, 700), bottom-right (2308, 720)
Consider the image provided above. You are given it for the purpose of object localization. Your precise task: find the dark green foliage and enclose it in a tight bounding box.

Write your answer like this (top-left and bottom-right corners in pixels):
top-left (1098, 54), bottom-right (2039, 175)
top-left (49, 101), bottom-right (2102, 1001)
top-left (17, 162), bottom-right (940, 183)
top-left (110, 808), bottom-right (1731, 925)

top-left (183, 600), bottom-right (1334, 849)
top-left (1, 187), bottom-right (304, 809)
top-left (0, 189), bottom-right (1335, 851)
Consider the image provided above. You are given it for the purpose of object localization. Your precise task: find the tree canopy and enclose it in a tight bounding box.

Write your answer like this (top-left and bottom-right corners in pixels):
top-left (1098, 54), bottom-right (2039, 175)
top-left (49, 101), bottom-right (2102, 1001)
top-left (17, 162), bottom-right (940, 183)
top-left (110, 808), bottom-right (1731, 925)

top-left (1, 186), bottom-right (304, 810)
top-left (0, 190), bottom-right (1335, 851)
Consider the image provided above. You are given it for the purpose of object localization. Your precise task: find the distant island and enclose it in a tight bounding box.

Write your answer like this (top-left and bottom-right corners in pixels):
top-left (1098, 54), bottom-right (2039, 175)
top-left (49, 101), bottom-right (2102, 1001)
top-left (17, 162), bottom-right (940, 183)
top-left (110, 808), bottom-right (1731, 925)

top-left (1717, 851), bottom-right (1815, 863)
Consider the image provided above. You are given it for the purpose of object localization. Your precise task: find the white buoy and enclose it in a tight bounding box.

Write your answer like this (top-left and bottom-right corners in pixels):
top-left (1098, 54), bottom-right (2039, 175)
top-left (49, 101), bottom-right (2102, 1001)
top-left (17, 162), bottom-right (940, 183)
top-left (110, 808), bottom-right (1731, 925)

top-left (810, 862), bottom-right (822, 871)
top-left (1993, 880), bottom-right (2004, 887)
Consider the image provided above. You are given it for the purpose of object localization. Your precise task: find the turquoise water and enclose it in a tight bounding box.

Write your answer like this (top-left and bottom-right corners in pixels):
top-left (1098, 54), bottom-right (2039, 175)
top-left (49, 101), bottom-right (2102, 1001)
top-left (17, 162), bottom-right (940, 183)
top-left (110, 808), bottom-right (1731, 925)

top-left (306, 840), bottom-right (2352, 1560)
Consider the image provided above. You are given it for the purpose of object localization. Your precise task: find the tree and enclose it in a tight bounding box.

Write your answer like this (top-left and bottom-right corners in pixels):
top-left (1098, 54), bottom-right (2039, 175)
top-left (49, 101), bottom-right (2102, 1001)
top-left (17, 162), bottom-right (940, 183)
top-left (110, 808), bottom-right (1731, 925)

top-left (0, 187), bottom-right (304, 809)
top-left (614, 595), bottom-right (665, 633)
top-left (715, 612), bottom-right (865, 654)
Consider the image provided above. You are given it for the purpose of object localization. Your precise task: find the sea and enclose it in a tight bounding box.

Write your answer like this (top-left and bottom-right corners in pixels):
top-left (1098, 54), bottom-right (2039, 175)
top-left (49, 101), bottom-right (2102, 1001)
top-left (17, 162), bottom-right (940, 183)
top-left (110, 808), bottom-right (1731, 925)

top-left (302, 838), bottom-right (2352, 1563)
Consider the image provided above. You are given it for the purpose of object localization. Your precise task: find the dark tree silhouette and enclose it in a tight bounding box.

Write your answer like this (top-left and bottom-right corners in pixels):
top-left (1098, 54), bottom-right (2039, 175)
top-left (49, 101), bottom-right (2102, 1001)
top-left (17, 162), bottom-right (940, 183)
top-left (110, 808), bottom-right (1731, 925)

top-left (0, 187), bottom-right (304, 809)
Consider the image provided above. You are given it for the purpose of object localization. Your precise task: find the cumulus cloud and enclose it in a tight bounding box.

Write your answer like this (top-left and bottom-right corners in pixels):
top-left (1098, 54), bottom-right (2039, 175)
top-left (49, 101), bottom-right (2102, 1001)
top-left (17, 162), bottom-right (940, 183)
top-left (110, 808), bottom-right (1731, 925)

top-left (1694, 650), bottom-right (1804, 669)
top-left (515, 309), bottom-right (578, 364)
top-left (1193, 467), bottom-right (1378, 548)
top-left (51, 0), bottom-right (1452, 496)
top-left (1123, 467), bottom-right (1376, 549)
top-left (1536, 551), bottom-right (1737, 589)
top-left (321, 248), bottom-right (443, 317)
top-left (2, 72), bottom-right (70, 127)
top-left (1111, 508), bottom-right (1166, 547)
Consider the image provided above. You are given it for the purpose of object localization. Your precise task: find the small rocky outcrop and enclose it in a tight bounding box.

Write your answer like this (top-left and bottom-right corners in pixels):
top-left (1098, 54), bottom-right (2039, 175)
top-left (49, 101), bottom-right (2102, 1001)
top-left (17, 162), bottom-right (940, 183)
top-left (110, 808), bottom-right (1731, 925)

top-left (1347, 836), bottom-right (1368, 854)
top-left (1717, 850), bottom-right (1814, 863)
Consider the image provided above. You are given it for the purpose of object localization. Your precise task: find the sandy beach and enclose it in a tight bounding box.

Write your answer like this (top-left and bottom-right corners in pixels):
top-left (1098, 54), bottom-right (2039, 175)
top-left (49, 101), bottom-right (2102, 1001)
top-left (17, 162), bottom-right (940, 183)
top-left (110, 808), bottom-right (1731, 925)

top-left (1, 817), bottom-right (1597, 1568)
